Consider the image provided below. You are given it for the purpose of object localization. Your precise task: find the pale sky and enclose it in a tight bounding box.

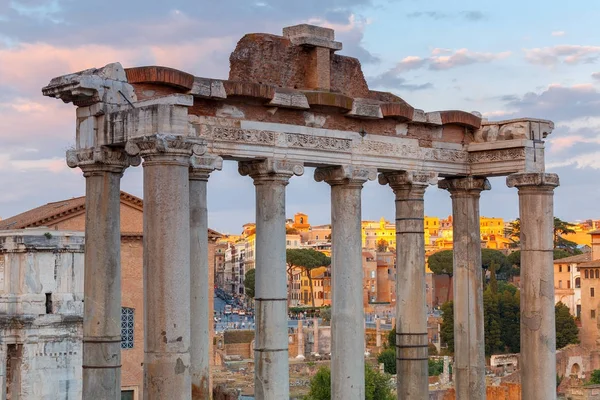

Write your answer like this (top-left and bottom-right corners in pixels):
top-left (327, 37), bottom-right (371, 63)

top-left (1, 0), bottom-right (599, 234)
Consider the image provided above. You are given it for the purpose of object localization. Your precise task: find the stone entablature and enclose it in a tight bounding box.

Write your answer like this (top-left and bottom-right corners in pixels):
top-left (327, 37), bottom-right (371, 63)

top-left (42, 25), bottom-right (552, 180)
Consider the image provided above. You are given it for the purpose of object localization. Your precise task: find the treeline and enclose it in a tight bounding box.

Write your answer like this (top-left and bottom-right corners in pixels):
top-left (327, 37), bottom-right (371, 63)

top-left (440, 282), bottom-right (579, 355)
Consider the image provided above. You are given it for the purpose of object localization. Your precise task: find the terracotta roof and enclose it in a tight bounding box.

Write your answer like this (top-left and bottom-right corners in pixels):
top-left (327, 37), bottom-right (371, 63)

top-left (0, 195), bottom-right (87, 230)
top-left (0, 192), bottom-right (224, 239)
top-left (579, 260), bottom-right (600, 268)
top-left (589, 230), bottom-right (600, 235)
top-left (553, 253), bottom-right (591, 264)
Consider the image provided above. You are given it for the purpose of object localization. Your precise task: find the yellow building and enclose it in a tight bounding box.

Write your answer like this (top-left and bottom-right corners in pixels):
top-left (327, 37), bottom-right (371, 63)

top-left (424, 216), bottom-right (440, 237)
top-left (362, 217), bottom-right (431, 249)
top-left (433, 216), bottom-right (510, 250)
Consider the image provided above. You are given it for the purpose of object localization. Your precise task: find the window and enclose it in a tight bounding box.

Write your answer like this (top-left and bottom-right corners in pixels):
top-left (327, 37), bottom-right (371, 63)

top-left (586, 270), bottom-right (589, 279)
top-left (576, 277), bottom-right (581, 288)
top-left (559, 266), bottom-right (562, 273)
top-left (121, 307), bottom-right (135, 349)
top-left (559, 280), bottom-right (562, 288)
top-left (370, 271), bottom-right (376, 278)
top-left (592, 288), bottom-right (595, 298)
top-left (597, 270), bottom-right (600, 279)
top-left (568, 266), bottom-right (571, 272)
top-left (592, 310), bottom-right (596, 319)
top-left (567, 280), bottom-right (571, 289)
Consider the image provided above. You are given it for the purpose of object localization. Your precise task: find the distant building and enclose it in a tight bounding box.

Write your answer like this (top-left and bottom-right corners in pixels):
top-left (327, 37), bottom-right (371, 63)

top-left (0, 229), bottom-right (84, 399)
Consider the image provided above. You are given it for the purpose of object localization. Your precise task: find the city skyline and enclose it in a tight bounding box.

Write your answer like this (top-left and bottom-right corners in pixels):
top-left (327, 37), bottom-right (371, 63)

top-left (1, 0), bottom-right (600, 233)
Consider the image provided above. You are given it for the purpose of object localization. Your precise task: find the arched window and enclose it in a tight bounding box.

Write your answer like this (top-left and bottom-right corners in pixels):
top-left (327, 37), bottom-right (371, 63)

top-left (585, 270), bottom-right (589, 279)
top-left (576, 277), bottom-right (581, 288)
top-left (596, 269), bottom-right (599, 279)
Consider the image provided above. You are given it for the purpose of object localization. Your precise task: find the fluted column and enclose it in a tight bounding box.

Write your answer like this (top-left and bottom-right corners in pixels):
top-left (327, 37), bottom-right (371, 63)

top-left (315, 165), bottom-right (376, 400)
top-left (380, 171), bottom-right (437, 400)
top-left (239, 159), bottom-right (304, 400)
top-left (67, 147), bottom-right (140, 400)
top-left (127, 134), bottom-right (205, 400)
top-left (189, 155), bottom-right (223, 400)
top-left (438, 176), bottom-right (490, 400)
top-left (507, 173), bottom-right (559, 400)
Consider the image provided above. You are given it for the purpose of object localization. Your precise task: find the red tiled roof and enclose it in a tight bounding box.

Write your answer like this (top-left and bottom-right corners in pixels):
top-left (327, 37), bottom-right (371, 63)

top-left (553, 253), bottom-right (591, 264)
top-left (0, 192), bottom-right (223, 239)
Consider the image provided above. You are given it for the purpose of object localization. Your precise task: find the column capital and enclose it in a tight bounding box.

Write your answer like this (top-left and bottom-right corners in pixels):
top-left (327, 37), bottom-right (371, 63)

top-left (314, 165), bottom-right (377, 186)
top-left (66, 146), bottom-right (140, 175)
top-left (189, 155), bottom-right (223, 181)
top-left (238, 158), bottom-right (304, 183)
top-left (438, 176), bottom-right (491, 194)
top-left (125, 134), bottom-right (206, 164)
top-left (507, 172), bottom-right (559, 189)
top-left (378, 171), bottom-right (438, 189)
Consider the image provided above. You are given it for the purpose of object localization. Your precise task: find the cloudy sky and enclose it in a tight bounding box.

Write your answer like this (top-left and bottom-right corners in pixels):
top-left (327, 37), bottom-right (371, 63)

top-left (1, 0), bottom-right (599, 234)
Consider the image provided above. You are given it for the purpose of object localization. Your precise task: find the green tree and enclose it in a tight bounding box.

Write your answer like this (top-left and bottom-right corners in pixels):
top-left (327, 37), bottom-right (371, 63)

top-left (589, 370), bottom-right (600, 385)
top-left (440, 301), bottom-right (454, 353)
top-left (481, 249), bottom-right (510, 279)
top-left (305, 365), bottom-right (394, 400)
top-left (305, 366), bottom-right (331, 400)
top-left (428, 250), bottom-right (454, 303)
top-left (244, 268), bottom-right (255, 299)
top-left (483, 287), bottom-right (503, 356)
top-left (488, 261), bottom-right (499, 293)
top-left (428, 358), bottom-right (444, 376)
top-left (377, 348), bottom-right (396, 374)
top-left (499, 289), bottom-right (520, 353)
top-left (556, 302), bottom-right (580, 349)
top-left (387, 325), bottom-right (396, 348)
top-left (286, 249), bottom-right (331, 307)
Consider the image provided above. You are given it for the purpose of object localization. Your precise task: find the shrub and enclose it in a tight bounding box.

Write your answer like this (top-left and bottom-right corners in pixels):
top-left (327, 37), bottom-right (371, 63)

top-left (377, 349), bottom-right (396, 374)
top-left (304, 364), bottom-right (394, 400)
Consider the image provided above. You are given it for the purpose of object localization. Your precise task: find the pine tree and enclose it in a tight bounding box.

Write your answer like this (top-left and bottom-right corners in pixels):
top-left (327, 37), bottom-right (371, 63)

top-left (483, 287), bottom-right (503, 356)
top-left (556, 302), bottom-right (579, 349)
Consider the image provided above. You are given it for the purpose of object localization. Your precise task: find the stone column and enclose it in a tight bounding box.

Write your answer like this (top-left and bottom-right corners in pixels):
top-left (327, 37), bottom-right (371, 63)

top-left (375, 319), bottom-right (382, 348)
top-left (315, 165), bottom-right (376, 400)
top-left (380, 171), bottom-right (437, 400)
top-left (127, 134), bottom-right (204, 399)
top-left (189, 155), bottom-right (223, 399)
top-left (239, 159), bottom-right (304, 400)
top-left (296, 320), bottom-right (305, 360)
top-left (67, 147), bottom-right (139, 399)
top-left (313, 318), bottom-right (319, 356)
top-left (439, 176), bottom-right (490, 400)
top-left (507, 173), bottom-right (559, 400)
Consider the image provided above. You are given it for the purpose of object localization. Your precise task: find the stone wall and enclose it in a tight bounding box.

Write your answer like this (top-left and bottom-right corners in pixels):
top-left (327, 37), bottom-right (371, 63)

top-left (0, 230), bottom-right (85, 399)
top-left (429, 383), bottom-right (521, 400)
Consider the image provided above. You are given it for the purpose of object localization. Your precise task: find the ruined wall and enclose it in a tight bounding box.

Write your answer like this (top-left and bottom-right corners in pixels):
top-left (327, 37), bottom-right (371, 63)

top-left (0, 230), bottom-right (84, 399)
top-left (429, 383), bottom-right (521, 400)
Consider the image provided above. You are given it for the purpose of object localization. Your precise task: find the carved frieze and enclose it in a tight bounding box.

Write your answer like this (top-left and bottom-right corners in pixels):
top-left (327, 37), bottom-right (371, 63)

top-left (286, 133), bottom-right (351, 152)
top-left (355, 140), bottom-right (467, 162)
top-left (197, 125), bottom-right (276, 145)
top-left (468, 148), bottom-right (527, 163)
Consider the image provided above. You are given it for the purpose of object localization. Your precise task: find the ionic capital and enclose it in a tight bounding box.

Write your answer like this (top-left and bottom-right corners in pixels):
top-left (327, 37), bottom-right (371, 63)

top-left (438, 176), bottom-right (491, 195)
top-left (125, 134), bottom-right (206, 163)
top-left (66, 146), bottom-right (140, 175)
top-left (238, 159), bottom-right (304, 183)
top-left (378, 171), bottom-right (438, 189)
top-left (189, 155), bottom-right (223, 181)
top-left (314, 165), bottom-right (377, 186)
top-left (506, 173), bottom-right (559, 190)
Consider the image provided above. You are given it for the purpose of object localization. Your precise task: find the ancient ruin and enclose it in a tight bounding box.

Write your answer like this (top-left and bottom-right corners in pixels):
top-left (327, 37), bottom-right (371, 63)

top-left (42, 24), bottom-right (558, 400)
